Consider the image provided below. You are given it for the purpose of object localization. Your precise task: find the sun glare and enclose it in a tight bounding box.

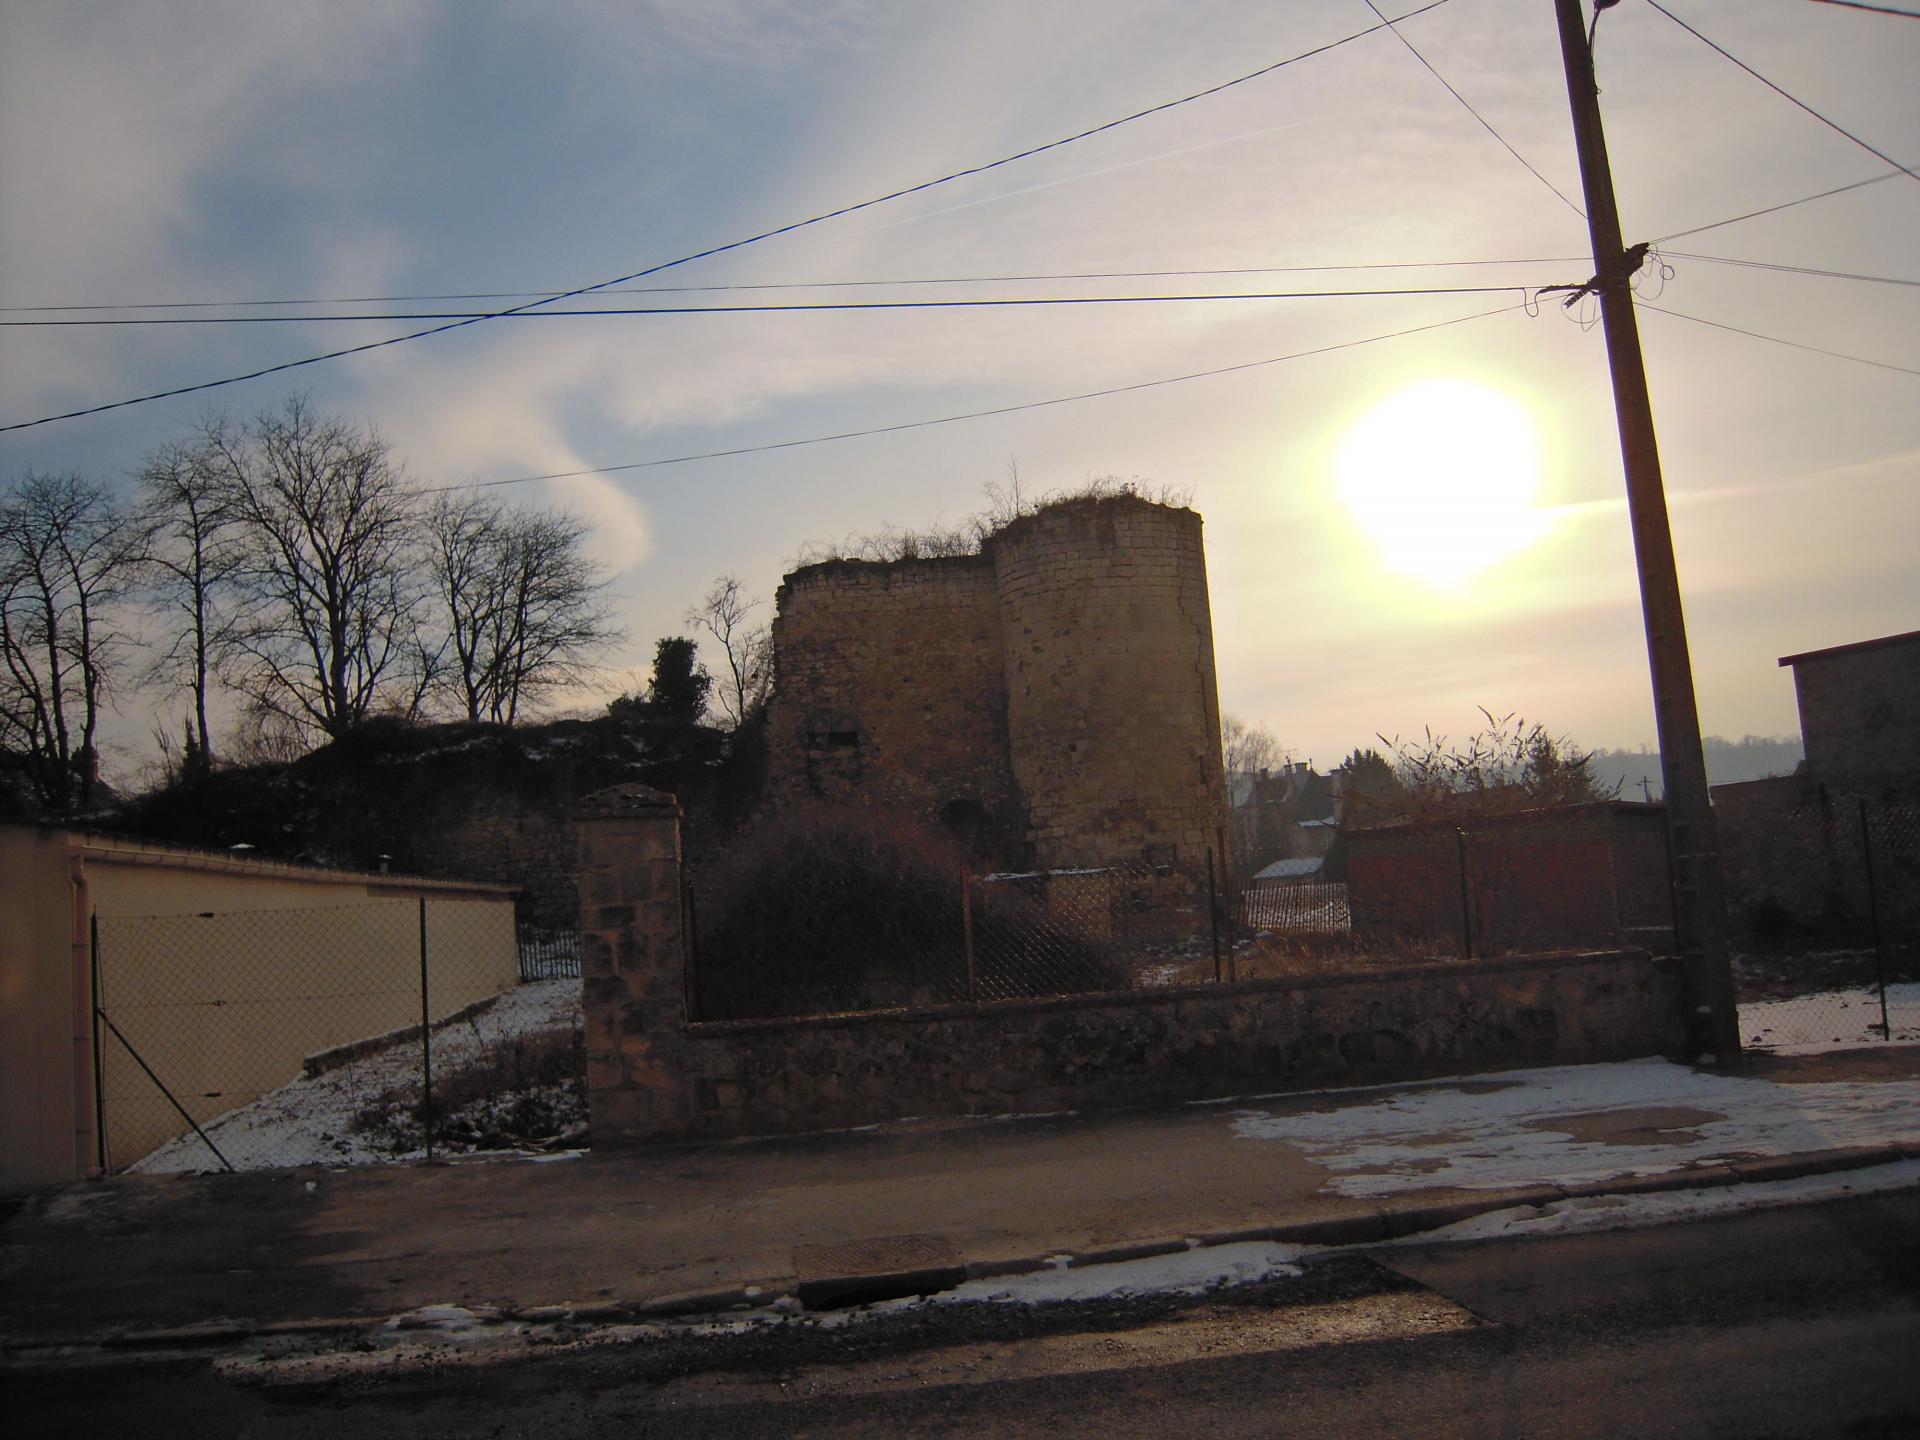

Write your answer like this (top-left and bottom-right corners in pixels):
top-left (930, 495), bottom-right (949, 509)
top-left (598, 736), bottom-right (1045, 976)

top-left (1336, 379), bottom-right (1549, 588)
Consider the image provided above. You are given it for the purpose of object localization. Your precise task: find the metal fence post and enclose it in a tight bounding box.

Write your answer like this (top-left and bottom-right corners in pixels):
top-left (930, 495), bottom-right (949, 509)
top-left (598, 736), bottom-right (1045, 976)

top-left (961, 865), bottom-right (977, 1002)
top-left (1455, 828), bottom-right (1474, 959)
top-left (418, 896), bottom-right (434, 1163)
top-left (90, 913), bottom-right (106, 1175)
top-left (1859, 798), bottom-right (1891, 1041)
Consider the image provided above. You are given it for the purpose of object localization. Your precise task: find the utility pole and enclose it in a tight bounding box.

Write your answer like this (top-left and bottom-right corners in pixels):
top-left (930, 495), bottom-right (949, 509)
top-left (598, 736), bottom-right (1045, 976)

top-left (1552, 0), bottom-right (1741, 1061)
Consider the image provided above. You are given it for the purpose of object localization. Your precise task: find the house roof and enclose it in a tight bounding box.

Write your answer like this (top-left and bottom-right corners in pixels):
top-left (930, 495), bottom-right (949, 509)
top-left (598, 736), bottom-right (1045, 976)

top-left (1778, 628), bottom-right (1920, 668)
top-left (1252, 856), bottom-right (1326, 881)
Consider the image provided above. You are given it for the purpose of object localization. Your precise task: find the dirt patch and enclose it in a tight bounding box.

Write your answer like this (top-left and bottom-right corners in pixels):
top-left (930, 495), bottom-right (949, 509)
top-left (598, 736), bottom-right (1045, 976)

top-left (1522, 1106), bottom-right (1725, 1147)
top-left (1731, 1045), bottom-right (1920, 1085)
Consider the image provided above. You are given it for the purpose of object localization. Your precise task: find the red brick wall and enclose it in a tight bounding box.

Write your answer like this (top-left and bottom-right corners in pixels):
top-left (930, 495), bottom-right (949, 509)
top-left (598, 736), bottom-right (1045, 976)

top-left (1346, 806), bottom-right (1675, 956)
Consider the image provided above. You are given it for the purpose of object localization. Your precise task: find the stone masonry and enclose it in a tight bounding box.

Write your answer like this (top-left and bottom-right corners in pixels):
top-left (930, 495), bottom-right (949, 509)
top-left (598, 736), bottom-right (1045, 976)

top-left (763, 494), bottom-right (1232, 876)
top-left (577, 784), bottom-right (1688, 1146)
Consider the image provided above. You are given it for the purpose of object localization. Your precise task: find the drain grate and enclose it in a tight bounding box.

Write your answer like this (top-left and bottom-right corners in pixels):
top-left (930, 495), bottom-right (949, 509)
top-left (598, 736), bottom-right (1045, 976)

top-left (793, 1233), bottom-right (964, 1309)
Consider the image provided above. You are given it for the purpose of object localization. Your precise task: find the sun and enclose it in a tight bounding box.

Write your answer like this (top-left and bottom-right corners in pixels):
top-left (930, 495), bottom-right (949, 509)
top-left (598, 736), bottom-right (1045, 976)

top-left (1336, 379), bottom-right (1550, 588)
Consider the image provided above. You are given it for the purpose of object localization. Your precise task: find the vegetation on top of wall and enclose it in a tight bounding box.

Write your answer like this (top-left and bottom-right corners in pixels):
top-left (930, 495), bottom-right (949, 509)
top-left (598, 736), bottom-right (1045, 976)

top-left (790, 475), bottom-right (1196, 572)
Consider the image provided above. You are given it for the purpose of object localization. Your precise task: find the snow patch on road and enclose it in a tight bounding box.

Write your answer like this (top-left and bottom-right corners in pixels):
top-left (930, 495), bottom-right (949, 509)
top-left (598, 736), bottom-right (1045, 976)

top-left (1395, 1159), bottom-right (1920, 1244)
top-left (1229, 1056), bottom-right (1920, 1196)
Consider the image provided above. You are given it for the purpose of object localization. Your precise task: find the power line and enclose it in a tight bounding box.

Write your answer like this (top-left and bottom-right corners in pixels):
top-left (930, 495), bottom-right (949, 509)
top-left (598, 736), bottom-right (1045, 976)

top-left (1663, 251), bottom-right (1920, 288)
top-left (1652, 170), bottom-right (1904, 242)
top-left (0, 255), bottom-right (1589, 314)
top-left (1360, 0), bottom-right (1585, 216)
top-left (12, 242), bottom-right (1909, 318)
top-left (1806, 1), bottom-right (1920, 18)
top-left (1648, 1), bottom-right (1920, 183)
top-left (1636, 300), bottom-right (1920, 377)
top-left (417, 300), bottom-right (1526, 494)
top-left (0, 0), bottom-right (1453, 436)
top-left (0, 285), bottom-right (1540, 328)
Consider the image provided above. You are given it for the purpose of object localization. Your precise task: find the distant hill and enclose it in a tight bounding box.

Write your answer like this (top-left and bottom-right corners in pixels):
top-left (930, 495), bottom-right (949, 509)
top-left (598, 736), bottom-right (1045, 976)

top-left (1589, 736), bottom-right (1803, 801)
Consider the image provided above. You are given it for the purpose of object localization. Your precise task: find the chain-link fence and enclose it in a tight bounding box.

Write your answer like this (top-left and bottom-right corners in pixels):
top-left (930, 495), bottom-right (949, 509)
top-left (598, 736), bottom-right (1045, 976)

top-left (90, 896), bottom-right (582, 1174)
top-left (1735, 794), bottom-right (1919, 1050)
top-left (688, 853), bottom-right (1232, 1022)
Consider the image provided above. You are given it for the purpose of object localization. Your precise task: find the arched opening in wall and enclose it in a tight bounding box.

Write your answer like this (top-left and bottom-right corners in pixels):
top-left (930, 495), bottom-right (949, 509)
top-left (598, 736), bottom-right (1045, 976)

top-left (939, 798), bottom-right (991, 861)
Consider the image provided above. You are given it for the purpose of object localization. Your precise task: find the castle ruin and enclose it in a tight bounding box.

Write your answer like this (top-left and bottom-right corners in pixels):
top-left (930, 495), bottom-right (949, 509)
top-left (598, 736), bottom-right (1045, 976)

top-left (763, 493), bottom-right (1232, 877)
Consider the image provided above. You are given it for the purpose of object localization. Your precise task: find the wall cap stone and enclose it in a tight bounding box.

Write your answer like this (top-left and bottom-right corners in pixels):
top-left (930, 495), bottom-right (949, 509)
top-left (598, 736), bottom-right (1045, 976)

top-left (684, 948), bottom-right (1655, 1039)
top-left (575, 783), bottom-right (681, 820)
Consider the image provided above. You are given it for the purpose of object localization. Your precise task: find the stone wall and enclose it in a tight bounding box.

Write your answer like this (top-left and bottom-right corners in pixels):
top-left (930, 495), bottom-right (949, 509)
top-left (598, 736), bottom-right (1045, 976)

top-left (763, 555), bottom-right (1020, 848)
top-left (577, 787), bottom-right (1686, 1147)
top-left (992, 498), bottom-right (1230, 872)
top-left (665, 950), bottom-right (1681, 1140)
top-left (1783, 630), bottom-right (1920, 787)
top-left (761, 495), bottom-right (1231, 877)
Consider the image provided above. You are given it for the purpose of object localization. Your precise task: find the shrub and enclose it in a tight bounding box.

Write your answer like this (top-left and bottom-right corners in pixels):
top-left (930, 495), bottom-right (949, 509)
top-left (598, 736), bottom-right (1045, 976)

top-left (694, 808), bottom-right (1127, 1019)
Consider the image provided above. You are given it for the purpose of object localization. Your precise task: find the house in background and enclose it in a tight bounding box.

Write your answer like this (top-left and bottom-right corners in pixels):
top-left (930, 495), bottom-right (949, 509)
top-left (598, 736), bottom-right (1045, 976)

top-left (1230, 761), bottom-right (1343, 877)
top-left (1777, 629), bottom-right (1920, 787)
top-left (1713, 627), bottom-right (1919, 942)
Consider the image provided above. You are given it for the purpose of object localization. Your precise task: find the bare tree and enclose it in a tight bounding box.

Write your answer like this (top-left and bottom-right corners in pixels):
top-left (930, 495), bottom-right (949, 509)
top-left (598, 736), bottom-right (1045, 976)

top-left (687, 575), bottom-right (771, 729)
top-left (1222, 713), bottom-right (1283, 779)
top-left (219, 397), bottom-right (427, 741)
top-left (134, 422), bottom-right (246, 770)
top-left (424, 493), bottom-right (618, 724)
top-left (0, 472), bottom-right (139, 811)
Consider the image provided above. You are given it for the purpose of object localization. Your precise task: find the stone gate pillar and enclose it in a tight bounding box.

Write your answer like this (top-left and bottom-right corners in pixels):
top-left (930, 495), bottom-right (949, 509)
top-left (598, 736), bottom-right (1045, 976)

top-left (576, 783), bottom-right (693, 1145)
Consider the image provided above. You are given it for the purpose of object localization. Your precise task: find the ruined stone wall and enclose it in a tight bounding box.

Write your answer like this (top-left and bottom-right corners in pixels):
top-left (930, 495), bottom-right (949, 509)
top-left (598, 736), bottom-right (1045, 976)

top-left (760, 495), bottom-right (1231, 874)
top-left (991, 498), bottom-right (1229, 872)
top-left (762, 556), bottom-right (1020, 840)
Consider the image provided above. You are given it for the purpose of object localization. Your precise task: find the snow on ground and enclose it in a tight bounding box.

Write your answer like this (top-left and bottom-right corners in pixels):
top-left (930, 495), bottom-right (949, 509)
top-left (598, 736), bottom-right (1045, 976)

top-left (1389, 1159), bottom-right (1920, 1246)
top-left (1228, 1055), bottom-right (1920, 1197)
top-left (131, 979), bottom-right (582, 1175)
top-left (1739, 981), bottom-right (1919, 1051)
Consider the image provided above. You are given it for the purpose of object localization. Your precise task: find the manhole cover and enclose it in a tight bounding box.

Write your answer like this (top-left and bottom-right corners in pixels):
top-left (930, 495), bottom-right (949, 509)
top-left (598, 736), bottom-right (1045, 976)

top-left (792, 1233), bottom-right (964, 1309)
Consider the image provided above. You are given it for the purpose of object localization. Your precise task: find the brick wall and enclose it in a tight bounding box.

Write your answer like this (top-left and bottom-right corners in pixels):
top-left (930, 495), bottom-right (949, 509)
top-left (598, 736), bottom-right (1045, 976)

top-left (1346, 804), bottom-right (1675, 956)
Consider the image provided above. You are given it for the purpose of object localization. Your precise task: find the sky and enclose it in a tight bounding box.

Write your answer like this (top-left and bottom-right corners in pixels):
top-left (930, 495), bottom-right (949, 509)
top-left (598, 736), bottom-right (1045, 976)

top-left (2, 0), bottom-right (1915, 780)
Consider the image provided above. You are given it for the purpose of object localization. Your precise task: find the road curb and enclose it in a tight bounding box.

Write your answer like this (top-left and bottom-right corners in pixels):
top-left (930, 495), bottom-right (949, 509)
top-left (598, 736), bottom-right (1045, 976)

top-left (6, 1144), bottom-right (1916, 1359)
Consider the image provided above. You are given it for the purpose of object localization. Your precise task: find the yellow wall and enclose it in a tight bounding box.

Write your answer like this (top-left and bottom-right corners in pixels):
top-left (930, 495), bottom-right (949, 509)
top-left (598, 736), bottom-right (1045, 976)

top-left (0, 828), bottom-right (87, 1194)
top-left (1, 826), bottom-right (518, 1191)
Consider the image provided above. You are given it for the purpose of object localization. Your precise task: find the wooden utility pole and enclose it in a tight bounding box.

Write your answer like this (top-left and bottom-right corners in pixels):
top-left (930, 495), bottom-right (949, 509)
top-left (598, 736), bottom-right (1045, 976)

top-left (1552, 0), bottom-right (1741, 1060)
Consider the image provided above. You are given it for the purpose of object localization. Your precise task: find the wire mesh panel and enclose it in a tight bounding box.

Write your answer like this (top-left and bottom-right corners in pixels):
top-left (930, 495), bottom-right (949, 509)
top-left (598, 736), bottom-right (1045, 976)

top-left (93, 896), bottom-right (523, 1173)
top-left (689, 853), bottom-right (1224, 1020)
top-left (970, 860), bottom-right (1202, 996)
top-left (1736, 795), bottom-right (1919, 1050)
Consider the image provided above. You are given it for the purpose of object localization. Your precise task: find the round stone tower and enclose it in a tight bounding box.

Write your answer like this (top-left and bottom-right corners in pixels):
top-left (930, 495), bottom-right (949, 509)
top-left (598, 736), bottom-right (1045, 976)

top-left (987, 495), bottom-right (1231, 874)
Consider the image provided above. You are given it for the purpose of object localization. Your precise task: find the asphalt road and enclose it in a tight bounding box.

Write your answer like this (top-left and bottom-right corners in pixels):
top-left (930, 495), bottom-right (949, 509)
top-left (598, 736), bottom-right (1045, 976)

top-left (11, 1190), bottom-right (1920, 1437)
